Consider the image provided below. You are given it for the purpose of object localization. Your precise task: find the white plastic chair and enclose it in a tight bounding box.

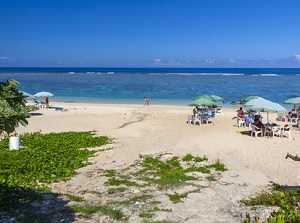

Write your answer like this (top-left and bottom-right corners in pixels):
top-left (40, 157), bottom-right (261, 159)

top-left (201, 115), bottom-right (209, 124)
top-left (251, 125), bottom-right (262, 137)
top-left (237, 116), bottom-right (245, 127)
top-left (280, 114), bottom-right (288, 122)
top-left (187, 115), bottom-right (193, 124)
top-left (193, 116), bottom-right (201, 126)
top-left (281, 124), bottom-right (292, 138)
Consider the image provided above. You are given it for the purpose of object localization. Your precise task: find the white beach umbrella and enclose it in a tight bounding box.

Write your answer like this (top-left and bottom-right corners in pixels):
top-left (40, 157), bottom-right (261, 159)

top-left (20, 91), bottom-right (36, 100)
top-left (33, 91), bottom-right (54, 97)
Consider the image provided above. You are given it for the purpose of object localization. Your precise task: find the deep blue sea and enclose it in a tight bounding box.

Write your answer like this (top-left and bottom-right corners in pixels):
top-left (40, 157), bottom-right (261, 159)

top-left (1, 67), bottom-right (300, 108)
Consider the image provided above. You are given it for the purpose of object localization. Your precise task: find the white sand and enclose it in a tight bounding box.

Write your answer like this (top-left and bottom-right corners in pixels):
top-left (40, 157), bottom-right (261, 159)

top-left (16, 102), bottom-right (300, 222)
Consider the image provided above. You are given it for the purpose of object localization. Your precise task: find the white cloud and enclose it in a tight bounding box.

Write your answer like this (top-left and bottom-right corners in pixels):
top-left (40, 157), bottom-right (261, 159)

top-left (0, 56), bottom-right (10, 60)
top-left (294, 54), bottom-right (300, 61)
top-left (204, 58), bottom-right (215, 64)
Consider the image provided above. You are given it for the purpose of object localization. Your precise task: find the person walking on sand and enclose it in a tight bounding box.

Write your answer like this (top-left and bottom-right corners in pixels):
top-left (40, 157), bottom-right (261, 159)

top-left (144, 97), bottom-right (147, 106)
top-left (146, 97), bottom-right (150, 106)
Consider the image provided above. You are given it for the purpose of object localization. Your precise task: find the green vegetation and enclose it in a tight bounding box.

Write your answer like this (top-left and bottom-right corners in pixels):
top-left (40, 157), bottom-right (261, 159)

top-left (70, 204), bottom-right (124, 220)
top-left (0, 130), bottom-right (228, 223)
top-left (0, 131), bottom-right (111, 188)
top-left (0, 79), bottom-right (31, 136)
top-left (241, 183), bottom-right (300, 223)
top-left (167, 192), bottom-right (188, 203)
top-left (106, 154), bottom-right (227, 196)
top-left (0, 131), bottom-right (112, 222)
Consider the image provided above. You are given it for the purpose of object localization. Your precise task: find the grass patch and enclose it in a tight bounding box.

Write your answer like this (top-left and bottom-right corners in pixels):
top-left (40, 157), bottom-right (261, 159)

top-left (205, 175), bottom-right (217, 181)
top-left (167, 192), bottom-right (188, 203)
top-left (107, 186), bottom-right (127, 194)
top-left (70, 204), bottom-right (124, 220)
top-left (139, 211), bottom-right (154, 218)
top-left (241, 183), bottom-right (300, 223)
top-left (135, 156), bottom-right (197, 189)
top-left (207, 159), bottom-right (228, 172)
top-left (62, 194), bottom-right (84, 202)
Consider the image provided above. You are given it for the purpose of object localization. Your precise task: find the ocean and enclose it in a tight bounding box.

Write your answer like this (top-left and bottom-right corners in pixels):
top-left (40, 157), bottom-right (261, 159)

top-left (0, 67), bottom-right (300, 108)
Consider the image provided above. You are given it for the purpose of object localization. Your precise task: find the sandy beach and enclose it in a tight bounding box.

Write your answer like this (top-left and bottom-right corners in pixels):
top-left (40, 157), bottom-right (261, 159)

top-left (16, 102), bottom-right (300, 222)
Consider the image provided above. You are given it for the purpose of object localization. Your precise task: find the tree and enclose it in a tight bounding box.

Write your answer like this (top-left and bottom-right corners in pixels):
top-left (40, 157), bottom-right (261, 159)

top-left (0, 80), bottom-right (31, 136)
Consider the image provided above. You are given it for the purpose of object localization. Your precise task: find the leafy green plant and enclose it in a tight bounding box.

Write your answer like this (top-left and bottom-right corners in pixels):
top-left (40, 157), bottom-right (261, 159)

top-left (208, 159), bottom-right (228, 172)
top-left (241, 183), bottom-right (300, 223)
top-left (0, 131), bottom-right (111, 189)
top-left (0, 80), bottom-right (31, 136)
top-left (182, 154), bottom-right (208, 162)
top-left (0, 131), bottom-right (112, 221)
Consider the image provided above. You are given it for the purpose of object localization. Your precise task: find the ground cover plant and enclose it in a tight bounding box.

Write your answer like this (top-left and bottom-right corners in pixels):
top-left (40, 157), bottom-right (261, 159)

top-left (241, 183), bottom-right (300, 223)
top-left (69, 154), bottom-right (228, 222)
top-left (0, 131), bottom-right (111, 222)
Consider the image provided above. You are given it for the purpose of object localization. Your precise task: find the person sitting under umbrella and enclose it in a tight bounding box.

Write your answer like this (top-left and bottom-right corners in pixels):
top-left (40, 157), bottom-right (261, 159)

top-left (289, 109), bottom-right (298, 118)
top-left (253, 115), bottom-right (264, 128)
top-left (44, 96), bottom-right (49, 108)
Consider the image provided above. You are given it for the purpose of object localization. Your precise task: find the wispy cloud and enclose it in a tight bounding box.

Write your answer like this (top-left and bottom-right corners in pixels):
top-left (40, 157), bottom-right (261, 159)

top-left (0, 56), bottom-right (11, 60)
top-left (151, 55), bottom-right (300, 67)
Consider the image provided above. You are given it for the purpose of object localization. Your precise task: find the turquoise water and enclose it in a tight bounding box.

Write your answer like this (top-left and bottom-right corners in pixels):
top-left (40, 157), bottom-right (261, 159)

top-left (1, 67), bottom-right (300, 108)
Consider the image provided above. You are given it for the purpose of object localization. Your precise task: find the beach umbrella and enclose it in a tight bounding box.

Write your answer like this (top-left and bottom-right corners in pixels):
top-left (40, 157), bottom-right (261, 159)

top-left (283, 97), bottom-right (300, 110)
top-left (239, 95), bottom-right (259, 103)
top-left (194, 95), bottom-right (215, 101)
top-left (245, 98), bottom-right (288, 123)
top-left (20, 91), bottom-right (36, 100)
top-left (189, 98), bottom-right (216, 107)
top-left (210, 95), bottom-right (224, 101)
top-left (33, 91), bottom-right (54, 97)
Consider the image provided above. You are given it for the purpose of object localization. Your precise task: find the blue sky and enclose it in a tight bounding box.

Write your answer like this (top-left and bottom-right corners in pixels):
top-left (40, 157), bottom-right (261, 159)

top-left (1, 0), bottom-right (300, 67)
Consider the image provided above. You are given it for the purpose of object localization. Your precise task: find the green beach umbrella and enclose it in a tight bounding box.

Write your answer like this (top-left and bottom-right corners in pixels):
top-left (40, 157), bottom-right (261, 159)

top-left (194, 95), bottom-right (215, 101)
top-left (283, 97), bottom-right (300, 110)
top-left (239, 95), bottom-right (259, 103)
top-left (189, 98), bottom-right (216, 107)
top-left (210, 95), bottom-right (224, 101)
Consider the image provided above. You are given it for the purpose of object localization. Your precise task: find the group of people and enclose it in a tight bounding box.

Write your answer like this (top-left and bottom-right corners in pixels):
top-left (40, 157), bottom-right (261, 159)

top-left (236, 107), bottom-right (263, 127)
top-left (192, 106), bottom-right (215, 118)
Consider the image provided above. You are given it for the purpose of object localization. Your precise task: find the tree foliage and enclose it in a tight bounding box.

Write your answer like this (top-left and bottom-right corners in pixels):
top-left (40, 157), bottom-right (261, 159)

top-left (0, 80), bottom-right (31, 136)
